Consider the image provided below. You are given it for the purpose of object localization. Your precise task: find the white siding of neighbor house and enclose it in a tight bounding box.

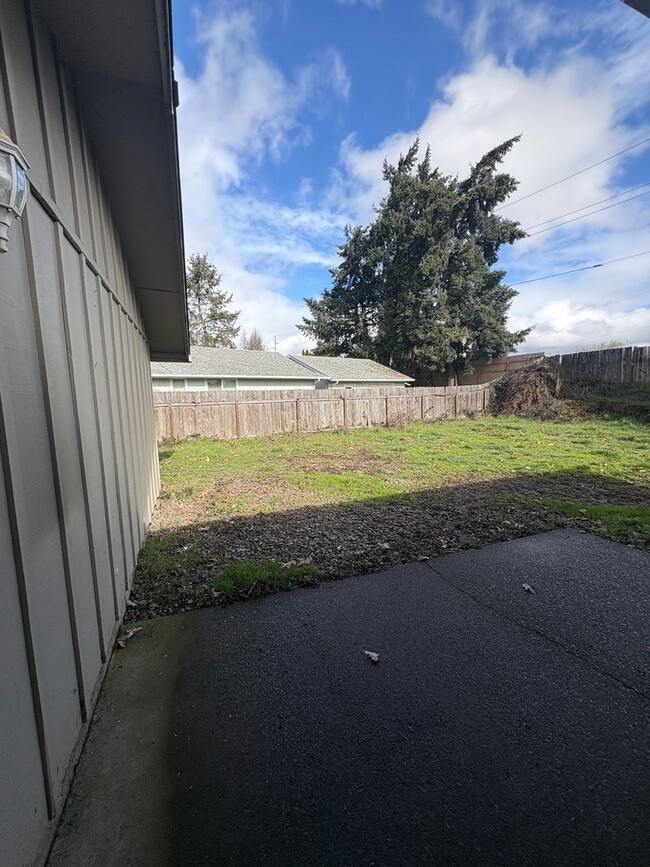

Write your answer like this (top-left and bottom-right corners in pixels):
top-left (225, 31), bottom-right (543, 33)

top-left (152, 377), bottom-right (317, 391)
top-left (0, 3), bottom-right (160, 865)
top-left (237, 378), bottom-right (316, 390)
top-left (324, 380), bottom-right (408, 389)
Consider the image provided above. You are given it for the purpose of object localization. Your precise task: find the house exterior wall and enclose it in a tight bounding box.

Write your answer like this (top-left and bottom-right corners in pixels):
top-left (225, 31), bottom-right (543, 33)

top-left (0, 3), bottom-right (160, 865)
top-left (321, 380), bottom-right (409, 389)
top-left (235, 377), bottom-right (316, 391)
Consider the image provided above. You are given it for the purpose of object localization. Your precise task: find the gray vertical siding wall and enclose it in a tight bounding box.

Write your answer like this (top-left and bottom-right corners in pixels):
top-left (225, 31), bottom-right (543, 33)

top-left (0, 3), bottom-right (160, 864)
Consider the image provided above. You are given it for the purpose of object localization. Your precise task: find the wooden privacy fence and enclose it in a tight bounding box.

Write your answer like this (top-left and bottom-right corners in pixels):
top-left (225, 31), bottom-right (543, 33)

top-left (548, 345), bottom-right (650, 385)
top-left (417, 352), bottom-right (544, 386)
top-left (154, 384), bottom-right (493, 442)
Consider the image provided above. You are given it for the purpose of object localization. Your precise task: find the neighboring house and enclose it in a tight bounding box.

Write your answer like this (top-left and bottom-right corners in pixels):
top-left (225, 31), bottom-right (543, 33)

top-left (289, 355), bottom-right (415, 388)
top-left (151, 346), bottom-right (321, 391)
top-left (0, 3), bottom-right (187, 866)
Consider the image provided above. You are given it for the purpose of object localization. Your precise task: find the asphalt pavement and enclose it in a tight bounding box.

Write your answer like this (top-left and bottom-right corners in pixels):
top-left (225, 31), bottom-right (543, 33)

top-left (48, 530), bottom-right (650, 867)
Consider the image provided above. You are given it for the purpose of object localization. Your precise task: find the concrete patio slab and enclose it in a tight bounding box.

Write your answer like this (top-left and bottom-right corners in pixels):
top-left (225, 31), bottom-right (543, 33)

top-left (429, 529), bottom-right (650, 695)
top-left (48, 531), bottom-right (650, 867)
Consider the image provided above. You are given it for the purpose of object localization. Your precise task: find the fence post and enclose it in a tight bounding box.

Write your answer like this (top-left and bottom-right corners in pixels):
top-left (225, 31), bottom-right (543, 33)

top-left (295, 397), bottom-right (300, 434)
top-left (167, 404), bottom-right (174, 442)
top-left (420, 394), bottom-right (423, 421)
top-left (454, 392), bottom-right (458, 418)
top-left (385, 395), bottom-right (389, 427)
top-left (235, 397), bottom-right (241, 439)
top-left (620, 349), bottom-right (624, 385)
top-left (342, 393), bottom-right (348, 430)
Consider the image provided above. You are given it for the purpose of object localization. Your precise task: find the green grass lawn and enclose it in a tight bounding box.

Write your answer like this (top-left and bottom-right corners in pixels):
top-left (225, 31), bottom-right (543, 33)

top-left (130, 416), bottom-right (649, 620)
top-left (577, 383), bottom-right (650, 420)
top-left (159, 416), bottom-right (649, 505)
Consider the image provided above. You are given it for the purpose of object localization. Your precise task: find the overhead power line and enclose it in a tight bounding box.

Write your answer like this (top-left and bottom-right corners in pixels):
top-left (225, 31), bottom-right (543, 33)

top-left (604, 307), bottom-right (650, 324)
top-left (509, 249), bottom-right (650, 286)
top-left (596, 287), bottom-right (650, 308)
top-left (522, 304), bottom-right (650, 343)
top-left (497, 135), bottom-right (650, 211)
top-left (533, 311), bottom-right (648, 340)
top-left (514, 289), bottom-right (650, 328)
top-left (524, 181), bottom-right (650, 230)
top-left (510, 291), bottom-right (650, 341)
top-left (525, 188), bottom-right (650, 237)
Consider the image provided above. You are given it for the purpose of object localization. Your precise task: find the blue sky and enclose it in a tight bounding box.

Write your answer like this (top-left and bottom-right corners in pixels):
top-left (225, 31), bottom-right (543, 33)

top-left (172, 0), bottom-right (650, 355)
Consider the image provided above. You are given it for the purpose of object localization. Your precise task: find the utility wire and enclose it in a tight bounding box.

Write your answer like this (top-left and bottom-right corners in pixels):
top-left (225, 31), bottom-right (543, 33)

top-left (509, 249), bottom-right (650, 286)
top-left (525, 189), bottom-right (650, 236)
top-left (511, 292), bottom-right (649, 343)
top-left (497, 136), bottom-right (650, 211)
top-left (604, 308), bottom-right (650, 323)
top-left (524, 181), bottom-right (650, 230)
top-left (512, 285), bottom-right (650, 336)
top-left (530, 296), bottom-right (650, 331)
top-left (596, 287), bottom-right (650, 308)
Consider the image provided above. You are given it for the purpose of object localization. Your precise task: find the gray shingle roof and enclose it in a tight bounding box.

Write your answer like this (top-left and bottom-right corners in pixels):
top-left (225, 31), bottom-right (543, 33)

top-left (289, 355), bottom-right (414, 383)
top-left (151, 347), bottom-right (318, 380)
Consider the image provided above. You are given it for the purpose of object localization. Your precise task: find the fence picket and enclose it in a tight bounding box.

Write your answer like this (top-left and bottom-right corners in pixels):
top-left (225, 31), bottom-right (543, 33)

top-left (153, 384), bottom-right (493, 442)
top-left (548, 345), bottom-right (649, 386)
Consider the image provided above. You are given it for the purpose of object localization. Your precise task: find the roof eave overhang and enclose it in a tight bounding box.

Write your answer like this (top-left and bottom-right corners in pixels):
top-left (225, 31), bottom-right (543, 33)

top-left (36, 0), bottom-right (189, 362)
top-left (622, 1), bottom-right (650, 18)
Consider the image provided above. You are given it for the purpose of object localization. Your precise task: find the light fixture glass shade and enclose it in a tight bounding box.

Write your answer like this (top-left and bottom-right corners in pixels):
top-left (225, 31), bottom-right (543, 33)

top-left (0, 152), bottom-right (12, 206)
top-left (0, 127), bottom-right (29, 253)
top-left (14, 163), bottom-right (27, 214)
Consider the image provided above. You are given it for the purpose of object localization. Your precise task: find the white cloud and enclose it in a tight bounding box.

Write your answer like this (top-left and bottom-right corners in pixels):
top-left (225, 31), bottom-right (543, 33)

top-left (423, 0), bottom-right (460, 31)
top-left (176, 7), bottom-right (351, 351)
top-left (338, 0), bottom-right (384, 8)
top-left (328, 2), bottom-right (650, 353)
top-left (177, 10), bottom-right (350, 190)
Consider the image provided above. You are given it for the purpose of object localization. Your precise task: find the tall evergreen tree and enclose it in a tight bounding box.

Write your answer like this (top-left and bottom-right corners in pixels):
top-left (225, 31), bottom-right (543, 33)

top-left (300, 137), bottom-right (530, 383)
top-left (186, 253), bottom-right (240, 348)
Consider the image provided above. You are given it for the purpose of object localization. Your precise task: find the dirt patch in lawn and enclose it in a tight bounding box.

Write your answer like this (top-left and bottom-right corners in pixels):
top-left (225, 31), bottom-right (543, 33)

top-left (292, 448), bottom-right (387, 475)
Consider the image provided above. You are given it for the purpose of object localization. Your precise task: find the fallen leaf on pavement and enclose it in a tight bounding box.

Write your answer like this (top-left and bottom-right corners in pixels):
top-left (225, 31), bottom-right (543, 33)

top-left (116, 627), bottom-right (142, 649)
top-left (522, 583), bottom-right (535, 594)
top-left (379, 542), bottom-right (391, 550)
top-left (364, 650), bottom-right (380, 663)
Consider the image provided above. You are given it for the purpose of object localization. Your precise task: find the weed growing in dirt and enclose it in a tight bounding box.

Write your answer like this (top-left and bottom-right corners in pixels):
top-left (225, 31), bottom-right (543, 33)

top-left (213, 560), bottom-right (321, 600)
top-left (530, 500), bottom-right (650, 545)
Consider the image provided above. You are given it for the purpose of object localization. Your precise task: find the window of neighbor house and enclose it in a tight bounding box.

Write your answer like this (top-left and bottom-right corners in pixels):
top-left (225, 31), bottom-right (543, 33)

top-left (207, 379), bottom-right (221, 390)
top-left (222, 379), bottom-right (236, 390)
top-left (155, 378), bottom-right (171, 390)
top-left (172, 379), bottom-right (186, 390)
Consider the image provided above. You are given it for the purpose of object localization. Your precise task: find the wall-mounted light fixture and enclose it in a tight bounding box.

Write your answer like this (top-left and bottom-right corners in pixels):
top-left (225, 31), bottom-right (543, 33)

top-left (0, 127), bottom-right (29, 254)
